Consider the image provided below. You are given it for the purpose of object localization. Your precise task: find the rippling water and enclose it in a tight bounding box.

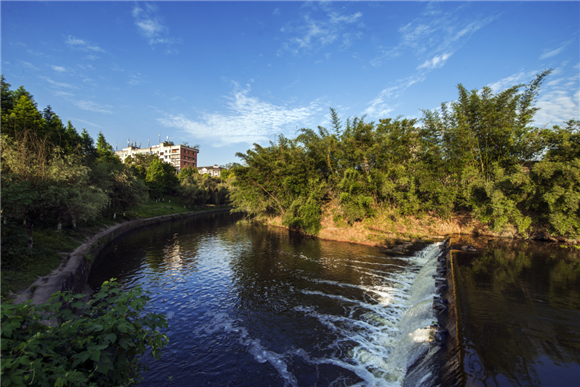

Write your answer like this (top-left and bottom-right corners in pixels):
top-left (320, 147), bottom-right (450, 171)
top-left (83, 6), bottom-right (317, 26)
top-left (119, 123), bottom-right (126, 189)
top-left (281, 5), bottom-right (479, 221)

top-left (89, 213), bottom-right (444, 387)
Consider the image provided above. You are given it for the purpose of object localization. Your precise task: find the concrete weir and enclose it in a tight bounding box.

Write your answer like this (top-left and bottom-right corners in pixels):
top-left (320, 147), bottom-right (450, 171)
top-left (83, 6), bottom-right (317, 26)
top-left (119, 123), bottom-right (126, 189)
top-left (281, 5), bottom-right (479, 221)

top-left (15, 208), bottom-right (232, 307)
top-left (403, 238), bottom-right (464, 387)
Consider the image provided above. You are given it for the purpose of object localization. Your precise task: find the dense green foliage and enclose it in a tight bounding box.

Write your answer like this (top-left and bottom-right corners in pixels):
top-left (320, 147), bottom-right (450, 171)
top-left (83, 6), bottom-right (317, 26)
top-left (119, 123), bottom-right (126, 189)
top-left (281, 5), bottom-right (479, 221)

top-left (1, 280), bottom-right (168, 386)
top-left (232, 71), bottom-right (580, 239)
top-left (1, 76), bottom-right (232, 275)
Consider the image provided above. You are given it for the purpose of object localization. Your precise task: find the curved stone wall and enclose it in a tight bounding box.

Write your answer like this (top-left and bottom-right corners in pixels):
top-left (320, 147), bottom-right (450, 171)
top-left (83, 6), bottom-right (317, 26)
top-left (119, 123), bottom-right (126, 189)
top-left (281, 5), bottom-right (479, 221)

top-left (15, 208), bottom-right (232, 306)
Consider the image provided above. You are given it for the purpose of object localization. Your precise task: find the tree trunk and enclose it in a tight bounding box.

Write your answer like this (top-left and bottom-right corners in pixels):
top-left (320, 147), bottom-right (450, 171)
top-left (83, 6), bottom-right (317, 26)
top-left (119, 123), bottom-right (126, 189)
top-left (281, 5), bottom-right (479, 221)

top-left (113, 213), bottom-right (116, 219)
top-left (72, 219), bottom-right (76, 229)
top-left (57, 222), bottom-right (62, 231)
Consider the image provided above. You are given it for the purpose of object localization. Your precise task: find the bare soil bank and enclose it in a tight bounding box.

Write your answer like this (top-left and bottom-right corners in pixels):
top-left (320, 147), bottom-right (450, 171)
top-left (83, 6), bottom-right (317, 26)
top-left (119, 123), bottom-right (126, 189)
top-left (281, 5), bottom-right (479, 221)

top-left (266, 206), bottom-right (575, 248)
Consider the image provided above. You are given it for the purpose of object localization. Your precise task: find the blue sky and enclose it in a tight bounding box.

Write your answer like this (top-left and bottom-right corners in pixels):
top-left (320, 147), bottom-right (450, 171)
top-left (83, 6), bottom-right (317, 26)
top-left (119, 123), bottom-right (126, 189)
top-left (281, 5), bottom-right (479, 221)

top-left (2, 1), bottom-right (579, 167)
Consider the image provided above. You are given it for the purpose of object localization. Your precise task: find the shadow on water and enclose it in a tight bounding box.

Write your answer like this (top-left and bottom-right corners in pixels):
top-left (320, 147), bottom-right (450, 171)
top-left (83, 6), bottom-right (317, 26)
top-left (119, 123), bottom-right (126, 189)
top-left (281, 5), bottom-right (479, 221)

top-left (450, 237), bottom-right (580, 386)
top-left (89, 217), bottom-right (580, 387)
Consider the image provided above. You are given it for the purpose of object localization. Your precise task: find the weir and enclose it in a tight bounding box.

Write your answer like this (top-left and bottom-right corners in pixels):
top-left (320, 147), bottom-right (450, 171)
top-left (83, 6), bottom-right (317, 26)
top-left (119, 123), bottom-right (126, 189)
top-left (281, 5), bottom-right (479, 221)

top-left (292, 240), bottom-right (455, 386)
top-left (90, 215), bottom-right (465, 386)
top-left (402, 239), bottom-right (463, 387)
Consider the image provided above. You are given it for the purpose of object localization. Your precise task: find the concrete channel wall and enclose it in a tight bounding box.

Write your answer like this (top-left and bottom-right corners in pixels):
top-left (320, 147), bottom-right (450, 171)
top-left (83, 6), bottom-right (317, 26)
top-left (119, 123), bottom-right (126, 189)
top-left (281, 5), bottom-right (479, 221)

top-left (15, 208), bottom-right (232, 306)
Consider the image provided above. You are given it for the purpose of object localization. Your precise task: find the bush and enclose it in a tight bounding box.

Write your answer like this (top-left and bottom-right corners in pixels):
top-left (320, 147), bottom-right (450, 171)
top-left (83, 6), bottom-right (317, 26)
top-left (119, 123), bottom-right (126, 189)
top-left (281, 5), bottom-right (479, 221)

top-left (1, 279), bottom-right (168, 386)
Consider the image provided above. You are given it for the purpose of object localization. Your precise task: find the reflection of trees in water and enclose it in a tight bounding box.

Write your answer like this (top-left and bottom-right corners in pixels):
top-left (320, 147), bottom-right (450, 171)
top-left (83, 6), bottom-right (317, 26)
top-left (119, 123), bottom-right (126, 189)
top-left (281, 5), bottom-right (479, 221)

top-left (454, 240), bottom-right (580, 386)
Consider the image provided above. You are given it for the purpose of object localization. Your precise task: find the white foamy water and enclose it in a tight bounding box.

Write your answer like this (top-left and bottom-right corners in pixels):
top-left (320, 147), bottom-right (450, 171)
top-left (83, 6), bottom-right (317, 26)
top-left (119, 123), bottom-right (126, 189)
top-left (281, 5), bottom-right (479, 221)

top-left (292, 242), bottom-right (443, 387)
top-left (92, 214), bottom-right (445, 386)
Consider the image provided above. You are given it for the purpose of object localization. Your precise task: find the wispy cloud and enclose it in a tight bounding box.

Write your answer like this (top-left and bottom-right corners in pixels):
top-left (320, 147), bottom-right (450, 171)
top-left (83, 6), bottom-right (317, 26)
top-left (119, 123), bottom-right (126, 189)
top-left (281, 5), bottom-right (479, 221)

top-left (51, 65), bottom-right (67, 72)
top-left (21, 61), bottom-right (39, 70)
top-left (54, 91), bottom-right (75, 97)
top-left (485, 69), bottom-right (540, 93)
top-left (127, 73), bottom-right (143, 86)
top-left (73, 100), bottom-right (113, 114)
top-left (157, 83), bottom-right (321, 146)
top-left (417, 52), bottom-right (453, 70)
top-left (535, 64), bottom-right (579, 125)
top-left (280, 5), bottom-right (364, 54)
top-left (363, 75), bottom-right (426, 118)
top-left (372, 4), bottom-right (497, 69)
top-left (132, 3), bottom-right (180, 52)
top-left (485, 65), bottom-right (578, 126)
top-left (65, 36), bottom-right (105, 52)
top-left (40, 76), bottom-right (75, 89)
top-left (535, 89), bottom-right (579, 126)
top-left (539, 42), bottom-right (570, 60)
top-left (71, 118), bottom-right (102, 128)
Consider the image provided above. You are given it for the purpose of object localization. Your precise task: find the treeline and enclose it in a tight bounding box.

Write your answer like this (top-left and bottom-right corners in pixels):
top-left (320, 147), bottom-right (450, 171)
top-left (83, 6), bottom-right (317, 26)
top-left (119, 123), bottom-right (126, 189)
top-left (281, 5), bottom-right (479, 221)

top-left (1, 76), bottom-right (230, 271)
top-left (231, 70), bottom-right (580, 239)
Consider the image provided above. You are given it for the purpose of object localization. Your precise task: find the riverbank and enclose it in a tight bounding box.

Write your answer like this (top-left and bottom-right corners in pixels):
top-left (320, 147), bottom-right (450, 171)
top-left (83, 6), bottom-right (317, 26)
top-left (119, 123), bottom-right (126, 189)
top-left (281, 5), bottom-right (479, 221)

top-left (6, 203), bottom-right (231, 302)
top-left (265, 205), bottom-right (578, 249)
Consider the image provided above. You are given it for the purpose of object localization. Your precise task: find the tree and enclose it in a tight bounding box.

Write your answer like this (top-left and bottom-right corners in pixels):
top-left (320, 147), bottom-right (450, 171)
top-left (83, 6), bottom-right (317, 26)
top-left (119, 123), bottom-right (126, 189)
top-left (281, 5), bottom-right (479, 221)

top-left (1, 131), bottom-right (108, 247)
top-left (145, 159), bottom-right (178, 199)
top-left (96, 131), bottom-right (120, 164)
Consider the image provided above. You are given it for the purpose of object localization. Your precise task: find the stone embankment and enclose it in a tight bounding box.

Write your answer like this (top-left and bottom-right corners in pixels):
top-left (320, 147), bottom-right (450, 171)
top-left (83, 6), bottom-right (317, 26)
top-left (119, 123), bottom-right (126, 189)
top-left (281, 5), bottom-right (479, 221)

top-left (15, 208), bottom-right (232, 306)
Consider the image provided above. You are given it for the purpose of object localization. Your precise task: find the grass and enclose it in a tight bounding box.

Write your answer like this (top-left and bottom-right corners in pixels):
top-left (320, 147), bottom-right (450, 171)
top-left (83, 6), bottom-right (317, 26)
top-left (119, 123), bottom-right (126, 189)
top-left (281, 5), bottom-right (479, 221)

top-left (1, 197), bottom-right (231, 299)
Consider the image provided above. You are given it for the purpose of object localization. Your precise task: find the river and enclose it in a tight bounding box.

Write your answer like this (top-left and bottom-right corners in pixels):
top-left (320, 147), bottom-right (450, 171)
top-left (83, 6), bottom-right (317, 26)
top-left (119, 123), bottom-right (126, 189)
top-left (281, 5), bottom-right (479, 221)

top-left (88, 212), bottom-right (580, 386)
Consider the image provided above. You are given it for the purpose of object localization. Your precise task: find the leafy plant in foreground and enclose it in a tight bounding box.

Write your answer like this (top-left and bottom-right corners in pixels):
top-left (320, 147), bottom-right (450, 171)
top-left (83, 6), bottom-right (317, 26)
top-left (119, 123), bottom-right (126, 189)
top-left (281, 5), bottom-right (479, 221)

top-left (1, 279), bottom-right (168, 386)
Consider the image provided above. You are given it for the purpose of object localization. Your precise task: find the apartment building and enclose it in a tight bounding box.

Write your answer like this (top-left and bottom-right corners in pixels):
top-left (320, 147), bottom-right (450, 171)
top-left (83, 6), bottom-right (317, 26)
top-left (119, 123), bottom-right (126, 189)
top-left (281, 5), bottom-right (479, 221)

top-left (115, 141), bottom-right (198, 172)
top-left (198, 164), bottom-right (223, 177)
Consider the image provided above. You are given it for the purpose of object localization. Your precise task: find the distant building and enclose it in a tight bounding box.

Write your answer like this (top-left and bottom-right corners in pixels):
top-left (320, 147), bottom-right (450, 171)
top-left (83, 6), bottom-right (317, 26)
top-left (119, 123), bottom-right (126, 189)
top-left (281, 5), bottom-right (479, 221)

top-left (115, 141), bottom-right (198, 172)
top-left (198, 164), bottom-right (222, 177)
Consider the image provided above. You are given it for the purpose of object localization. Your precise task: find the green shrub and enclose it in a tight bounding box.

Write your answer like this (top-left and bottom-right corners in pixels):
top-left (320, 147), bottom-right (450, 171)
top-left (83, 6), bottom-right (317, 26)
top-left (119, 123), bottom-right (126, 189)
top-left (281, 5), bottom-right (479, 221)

top-left (1, 279), bottom-right (168, 386)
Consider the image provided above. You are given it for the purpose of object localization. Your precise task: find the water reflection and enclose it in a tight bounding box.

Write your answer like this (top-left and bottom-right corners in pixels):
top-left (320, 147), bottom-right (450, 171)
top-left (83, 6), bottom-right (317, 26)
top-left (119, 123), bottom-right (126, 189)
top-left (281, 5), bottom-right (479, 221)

top-left (89, 214), bottom-right (444, 386)
top-left (452, 238), bottom-right (580, 386)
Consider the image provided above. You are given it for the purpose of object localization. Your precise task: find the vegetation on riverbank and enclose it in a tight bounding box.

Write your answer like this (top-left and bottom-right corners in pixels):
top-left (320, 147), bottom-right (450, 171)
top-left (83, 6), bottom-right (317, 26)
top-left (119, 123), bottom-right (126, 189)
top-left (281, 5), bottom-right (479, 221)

top-left (231, 70), bottom-right (580, 243)
top-left (1, 280), bottom-right (168, 386)
top-left (1, 75), bottom-right (232, 297)
top-left (1, 75), bottom-right (234, 386)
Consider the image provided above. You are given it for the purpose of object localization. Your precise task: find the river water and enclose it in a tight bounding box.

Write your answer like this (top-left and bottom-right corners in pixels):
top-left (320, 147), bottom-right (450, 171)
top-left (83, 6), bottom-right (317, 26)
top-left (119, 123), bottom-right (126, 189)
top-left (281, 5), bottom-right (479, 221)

top-left (88, 213), bottom-right (580, 386)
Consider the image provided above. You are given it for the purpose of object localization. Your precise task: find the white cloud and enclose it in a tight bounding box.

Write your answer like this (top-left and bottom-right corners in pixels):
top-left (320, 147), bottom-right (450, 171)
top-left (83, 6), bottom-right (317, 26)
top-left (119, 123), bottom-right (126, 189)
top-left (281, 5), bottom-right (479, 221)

top-left (73, 100), bottom-right (112, 114)
top-left (273, 8), bottom-right (280, 16)
top-left (546, 78), bottom-right (564, 87)
top-left (539, 42), bottom-right (570, 60)
top-left (372, 4), bottom-right (496, 69)
top-left (281, 6), bottom-right (363, 54)
top-left (65, 36), bottom-right (105, 52)
top-left (157, 84), bottom-right (321, 146)
top-left (71, 118), bottom-right (102, 128)
top-left (485, 69), bottom-right (540, 94)
top-left (40, 76), bottom-right (75, 89)
top-left (132, 4), bottom-right (180, 50)
top-left (535, 89), bottom-right (579, 126)
top-left (481, 67), bottom-right (578, 127)
top-left (51, 65), bottom-right (66, 72)
top-left (127, 73), bottom-right (143, 86)
top-left (364, 75), bottom-right (426, 118)
top-left (21, 61), bottom-right (39, 70)
top-left (417, 52), bottom-right (453, 70)
top-left (54, 91), bottom-right (74, 97)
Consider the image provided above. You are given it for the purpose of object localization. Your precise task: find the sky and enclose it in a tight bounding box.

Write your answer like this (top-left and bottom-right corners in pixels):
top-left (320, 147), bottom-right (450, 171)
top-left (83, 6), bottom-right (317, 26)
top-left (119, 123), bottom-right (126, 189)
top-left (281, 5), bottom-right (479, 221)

top-left (2, 1), bottom-right (579, 167)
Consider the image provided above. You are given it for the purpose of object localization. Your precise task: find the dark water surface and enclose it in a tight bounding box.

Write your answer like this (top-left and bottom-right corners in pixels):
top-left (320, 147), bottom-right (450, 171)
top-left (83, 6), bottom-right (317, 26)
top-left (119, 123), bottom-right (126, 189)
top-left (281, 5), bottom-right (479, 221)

top-left (90, 213), bottom-right (444, 387)
top-left (89, 213), bottom-right (580, 386)
top-left (450, 237), bottom-right (580, 386)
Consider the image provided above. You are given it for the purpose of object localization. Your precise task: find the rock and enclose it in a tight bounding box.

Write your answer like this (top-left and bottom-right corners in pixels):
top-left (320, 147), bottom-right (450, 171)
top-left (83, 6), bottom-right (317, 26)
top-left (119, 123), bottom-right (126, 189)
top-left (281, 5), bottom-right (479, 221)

top-left (461, 245), bottom-right (477, 252)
